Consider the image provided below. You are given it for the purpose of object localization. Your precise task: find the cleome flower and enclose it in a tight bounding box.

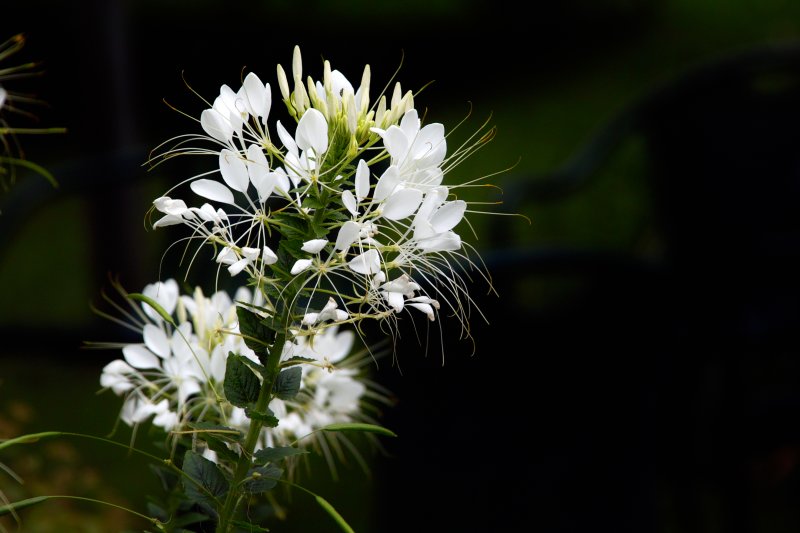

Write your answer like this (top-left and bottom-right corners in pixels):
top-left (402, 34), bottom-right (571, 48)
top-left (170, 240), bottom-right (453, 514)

top-left (148, 45), bottom-right (496, 351)
top-left (96, 279), bottom-right (382, 459)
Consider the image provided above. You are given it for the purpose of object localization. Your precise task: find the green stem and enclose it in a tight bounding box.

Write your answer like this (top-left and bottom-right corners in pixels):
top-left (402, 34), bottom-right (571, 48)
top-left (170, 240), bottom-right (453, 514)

top-left (215, 330), bottom-right (287, 533)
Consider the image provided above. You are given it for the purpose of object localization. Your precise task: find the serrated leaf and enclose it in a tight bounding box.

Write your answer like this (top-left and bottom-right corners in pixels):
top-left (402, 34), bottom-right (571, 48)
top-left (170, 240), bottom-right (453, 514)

top-left (253, 446), bottom-right (308, 465)
top-left (245, 407), bottom-right (279, 428)
top-left (224, 353), bottom-right (261, 408)
top-left (322, 422), bottom-right (397, 437)
top-left (236, 306), bottom-right (274, 359)
top-left (274, 367), bottom-right (302, 400)
top-left (201, 435), bottom-right (240, 465)
top-left (243, 464), bottom-right (283, 494)
top-left (182, 450), bottom-right (229, 510)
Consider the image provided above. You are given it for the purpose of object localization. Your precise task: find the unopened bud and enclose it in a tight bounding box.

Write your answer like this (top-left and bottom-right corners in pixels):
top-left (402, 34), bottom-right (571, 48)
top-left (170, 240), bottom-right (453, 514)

top-left (276, 64), bottom-right (290, 101)
top-left (358, 65), bottom-right (371, 114)
top-left (391, 82), bottom-right (402, 109)
top-left (292, 45), bottom-right (303, 83)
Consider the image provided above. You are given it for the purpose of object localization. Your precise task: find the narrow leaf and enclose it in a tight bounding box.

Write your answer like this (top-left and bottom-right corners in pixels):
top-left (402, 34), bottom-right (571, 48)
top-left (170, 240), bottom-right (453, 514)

top-left (127, 293), bottom-right (176, 326)
top-left (0, 431), bottom-right (62, 451)
top-left (0, 496), bottom-right (49, 516)
top-left (315, 495), bottom-right (355, 533)
top-left (322, 423), bottom-right (397, 437)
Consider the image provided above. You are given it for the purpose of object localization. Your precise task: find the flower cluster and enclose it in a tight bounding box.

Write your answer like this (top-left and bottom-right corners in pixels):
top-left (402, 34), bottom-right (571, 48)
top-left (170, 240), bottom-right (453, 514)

top-left (150, 46), bottom-right (490, 338)
top-left (99, 279), bottom-right (379, 455)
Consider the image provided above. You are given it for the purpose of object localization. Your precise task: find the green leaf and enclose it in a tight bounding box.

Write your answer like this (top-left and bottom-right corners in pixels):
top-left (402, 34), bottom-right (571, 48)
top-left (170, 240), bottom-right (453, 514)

top-left (273, 367), bottom-right (302, 400)
top-left (253, 446), bottom-right (308, 466)
top-left (169, 511), bottom-right (211, 528)
top-left (236, 306), bottom-right (275, 359)
top-left (315, 495), bottom-right (355, 533)
top-left (127, 293), bottom-right (176, 326)
top-left (0, 495), bottom-right (49, 516)
top-left (224, 353), bottom-right (261, 408)
top-left (182, 450), bottom-right (229, 509)
top-left (245, 407), bottom-right (279, 428)
top-left (187, 422), bottom-right (243, 443)
top-left (280, 356), bottom-right (316, 367)
top-left (243, 464), bottom-right (283, 494)
top-left (322, 423), bottom-right (397, 437)
top-left (0, 431), bottom-right (62, 451)
top-left (230, 520), bottom-right (271, 532)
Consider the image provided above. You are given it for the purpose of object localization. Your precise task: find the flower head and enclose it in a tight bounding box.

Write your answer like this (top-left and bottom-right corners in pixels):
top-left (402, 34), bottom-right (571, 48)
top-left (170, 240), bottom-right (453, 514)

top-left (148, 45), bottom-right (496, 358)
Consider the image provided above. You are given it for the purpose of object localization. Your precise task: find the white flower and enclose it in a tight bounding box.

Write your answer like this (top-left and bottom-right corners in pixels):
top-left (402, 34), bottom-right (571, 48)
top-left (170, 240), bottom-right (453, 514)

top-left (302, 297), bottom-right (348, 326)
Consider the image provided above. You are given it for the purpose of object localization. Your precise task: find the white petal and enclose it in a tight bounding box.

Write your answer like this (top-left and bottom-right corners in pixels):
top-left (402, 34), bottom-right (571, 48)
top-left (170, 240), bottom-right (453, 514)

top-left (301, 239), bottom-right (328, 254)
top-left (227, 258), bottom-right (250, 276)
top-left (341, 189), bottom-right (358, 216)
top-left (219, 149), bottom-right (250, 193)
top-left (291, 259), bottom-right (312, 275)
top-left (276, 120), bottom-right (298, 156)
top-left (408, 302), bottom-right (436, 321)
top-left (241, 246), bottom-right (260, 260)
top-left (216, 247), bottom-right (237, 265)
top-left (296, 108), bottom-right (328, 155)
top-left (243, 72), bottom-right (270, 119)
top-left (272, 167), bottom-right (291, 194)
top-left (384, 290), bottom-right (405, 313)
top-left (190, 179), bottom-right (235, 204)
top-left (399, 109), bottom-right (420, 138)
top-left (354, 159), bottom-right (370, 201)
top-left (200, 108), bottom-right (233, 143)
top-left (122, 344), bottom-right (161, 369)
top-left (381, 125), bottom-right (410, 161)
top-left (247, 144), bottom-right (275, 202)
top-left (430, 200), bottom-right (466, 233)
top-left (262, 246), bottom-right (278, 265)
top-left (153, 214), bottom-right (184, 228)
top-left (413, 123), bottom-right (447, 168)
top-left (335, 220), bottom-right (361, 251)
top-left (373, 165), bottom-right (400, 202)
top-left (143, 324), bottom-right (171, 358)
top-left (348, 249), bottom-right (381, 275)
top-left (382, 188), bottom-right (423, 220)
top-left (302, 312), bottom-right (320, 325)
top-left (142, 280), bottom-right (179, 320)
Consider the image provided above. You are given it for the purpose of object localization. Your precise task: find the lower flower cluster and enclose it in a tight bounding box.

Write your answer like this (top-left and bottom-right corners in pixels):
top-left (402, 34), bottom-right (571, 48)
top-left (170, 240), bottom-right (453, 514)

top-left (99, 279), bottom-right (379, 459)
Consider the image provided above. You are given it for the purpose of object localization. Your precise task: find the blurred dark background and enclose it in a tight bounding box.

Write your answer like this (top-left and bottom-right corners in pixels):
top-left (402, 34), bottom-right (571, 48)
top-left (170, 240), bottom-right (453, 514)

top-left (3, 1), bottom-right (800, 532)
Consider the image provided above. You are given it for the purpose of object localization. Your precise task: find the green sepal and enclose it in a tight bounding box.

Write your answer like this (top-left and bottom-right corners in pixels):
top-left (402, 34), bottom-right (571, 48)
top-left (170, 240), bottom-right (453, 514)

top-left (245, 406), bottom-right (279, 428)
top-left (273, 367), bottom-right (302, 400)
top-left (182, 450), bottom-right (229, 511)
top-left (224, 353), bottom-right (261, 408)
top-left (253, 446), bottom-right (308, 466)
top-left (243, 464), bottom-right (283, 494)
